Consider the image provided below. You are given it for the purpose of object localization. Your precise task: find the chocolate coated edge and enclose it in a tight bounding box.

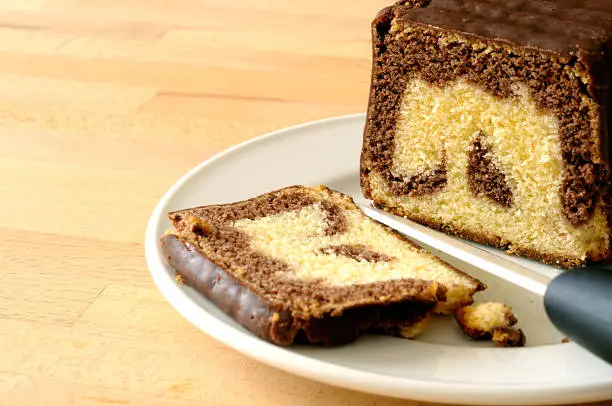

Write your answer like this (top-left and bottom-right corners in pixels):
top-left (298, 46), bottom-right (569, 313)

top-left (160, 234), bottom-right (296, 345)
top-left (160, 233), bottom-right (437, 346)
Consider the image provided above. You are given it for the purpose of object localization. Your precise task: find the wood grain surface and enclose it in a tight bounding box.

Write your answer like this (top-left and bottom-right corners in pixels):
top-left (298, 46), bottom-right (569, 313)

top-left (1, 1), bottom-right (610, 405)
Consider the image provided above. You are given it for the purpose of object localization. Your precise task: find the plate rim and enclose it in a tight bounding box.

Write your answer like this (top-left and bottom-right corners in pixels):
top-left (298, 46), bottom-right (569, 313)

top-left (145, 113), bottom-right (612, 405)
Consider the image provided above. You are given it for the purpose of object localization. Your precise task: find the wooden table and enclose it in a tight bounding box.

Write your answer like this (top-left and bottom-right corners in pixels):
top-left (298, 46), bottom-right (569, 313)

top-left (0, 1), bottom-right (610, 405)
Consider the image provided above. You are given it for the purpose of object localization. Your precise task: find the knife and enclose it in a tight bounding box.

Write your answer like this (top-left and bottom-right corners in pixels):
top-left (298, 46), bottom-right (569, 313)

top-left (359, 202), bottom-right (612, 365)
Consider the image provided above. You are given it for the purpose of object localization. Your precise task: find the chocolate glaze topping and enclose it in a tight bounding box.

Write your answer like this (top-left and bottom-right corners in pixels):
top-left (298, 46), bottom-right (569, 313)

top-left (397, 0), bottom-right (612, 58)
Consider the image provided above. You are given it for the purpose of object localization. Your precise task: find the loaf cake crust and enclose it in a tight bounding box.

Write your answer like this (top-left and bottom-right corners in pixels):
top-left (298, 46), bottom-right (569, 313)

top-left (161, 185), bottom-right (484, 345)
top-left (361, 1), bottom-right (612, 268)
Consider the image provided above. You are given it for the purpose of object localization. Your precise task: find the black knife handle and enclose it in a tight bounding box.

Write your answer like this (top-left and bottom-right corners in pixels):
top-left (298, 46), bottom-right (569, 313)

top-left (544, 267), bottom-right (612, 364)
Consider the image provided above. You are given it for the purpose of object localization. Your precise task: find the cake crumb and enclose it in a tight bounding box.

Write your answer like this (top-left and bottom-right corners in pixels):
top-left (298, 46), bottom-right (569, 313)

top-left (455, 302), bottom-right (526, 348)
top-left (396, 315), bottom-right (432, 339)
top-left (175, 273), bottom-right (185, 284)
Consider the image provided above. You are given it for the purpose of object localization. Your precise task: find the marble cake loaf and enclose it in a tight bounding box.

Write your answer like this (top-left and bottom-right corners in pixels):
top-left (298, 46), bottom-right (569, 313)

top-left (161, 185), bottom-right (484, 346)
top-left (361, 0), bottom-right (612, 268)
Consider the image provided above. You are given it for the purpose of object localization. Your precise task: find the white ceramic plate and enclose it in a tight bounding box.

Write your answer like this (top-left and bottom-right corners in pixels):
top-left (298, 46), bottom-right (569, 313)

top-left (145, 114), bottom-right (612, 405)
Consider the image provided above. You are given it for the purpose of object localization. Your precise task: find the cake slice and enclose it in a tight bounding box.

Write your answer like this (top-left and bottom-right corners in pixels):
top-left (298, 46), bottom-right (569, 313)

top-left (160, 185), bottom-right (484, 346)
top-left (361, 1), bottom-right (612, 268)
